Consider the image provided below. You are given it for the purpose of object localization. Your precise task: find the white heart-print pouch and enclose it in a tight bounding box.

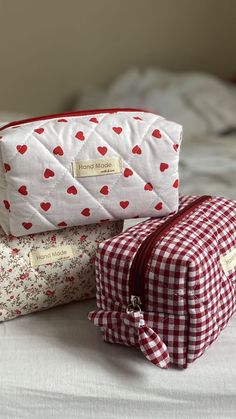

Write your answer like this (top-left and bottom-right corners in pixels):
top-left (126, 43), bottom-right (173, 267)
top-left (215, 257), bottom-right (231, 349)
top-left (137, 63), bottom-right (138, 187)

top-left (0, 108), bottom-right (182, 236)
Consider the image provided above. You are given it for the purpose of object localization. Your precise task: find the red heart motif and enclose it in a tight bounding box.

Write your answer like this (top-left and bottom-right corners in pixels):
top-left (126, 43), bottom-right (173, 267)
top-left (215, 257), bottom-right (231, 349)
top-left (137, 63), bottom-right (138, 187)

top-left (34, 128), bottom-right (44, 134)
top-left (67, 186), bottom-right (78, 195)
top-left (44, 168), bottom-right (55, 178)
top-left (57, 119), bottom-right (68, 122)
top-left (97, 146), bottom-right (108, 156)
top-left (81, 208), bottom-right (90, 217)
top-left (40, 202), bottom-right (51, 212)
top-left (173, 179), bottom-right (179, 189)
top-left (152, 129), bottom-right (162, 139)
top-left (133, 116), bottom-right (142, 120)
top-left (4, 163), bottom-right (11, 172)
top-left (0, 136), bottom-right (3, 140)
top-left (58, 221), bottom-right (67, 227)
top-left (100, 185), bottom-right (109, 195)
top-left (132, 145), bottom-right (142, 155)
top-left (75, 131), bottom-right (85, 141)
top-left (89, 117), bottom-right (99, 123)
top-left (53, 146), bottom-right (64, 156)
top-left (124, 168), bottom-right (133, 178)
top-left (160, 162), bottom-right (169, 172)
top-left (173, 144), bottom-right (179, 152)
top-left (120, 201), bottom-right (129, 209)
top-left (155, 202), bottom-right (163, 211)
top-left (112, 127), bottom-right (122, 135)
top-left (22, 222), bottom-right (32, 230)
top-left (3, 200), bottom-right (10, 210)
top-left (18, 185), bottom-right (28, 196)
top-left (16, 145), bottom-right (27, 154)
top-left (144, 182), bottom-right (153, 191)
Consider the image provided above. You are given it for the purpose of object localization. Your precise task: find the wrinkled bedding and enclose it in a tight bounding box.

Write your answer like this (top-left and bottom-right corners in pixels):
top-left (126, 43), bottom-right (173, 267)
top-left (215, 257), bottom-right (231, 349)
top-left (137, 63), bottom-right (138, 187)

top-left (0, 298), bottom-right (235, 419)
top-left (180, 133), bottom-right (236, 199)
top-left (77, 68), bottom-right (236, 137)
top-left (1, 70), bottom-right (236, 417)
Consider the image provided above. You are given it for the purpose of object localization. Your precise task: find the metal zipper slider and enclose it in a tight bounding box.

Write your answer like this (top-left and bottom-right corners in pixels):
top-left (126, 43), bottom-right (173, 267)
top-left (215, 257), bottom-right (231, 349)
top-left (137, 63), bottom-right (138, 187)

top-left (127, 295), bottom-right (142, 313)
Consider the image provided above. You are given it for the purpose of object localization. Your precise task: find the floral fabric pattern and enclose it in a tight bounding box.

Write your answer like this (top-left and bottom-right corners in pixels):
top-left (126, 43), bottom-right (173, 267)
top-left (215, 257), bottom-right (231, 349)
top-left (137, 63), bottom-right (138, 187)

top-left (0, 220), bottom-right (123, 321)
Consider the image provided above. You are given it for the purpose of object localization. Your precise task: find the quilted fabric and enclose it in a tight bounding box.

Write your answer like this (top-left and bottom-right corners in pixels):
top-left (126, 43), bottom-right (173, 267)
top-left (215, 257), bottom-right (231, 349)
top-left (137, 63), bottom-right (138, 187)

top-left (0, 220), bottom-right (123, 321)
top-left (89, 196), bottom-right (236, 368)
top-left (0, 109), bottom-right (182, 236)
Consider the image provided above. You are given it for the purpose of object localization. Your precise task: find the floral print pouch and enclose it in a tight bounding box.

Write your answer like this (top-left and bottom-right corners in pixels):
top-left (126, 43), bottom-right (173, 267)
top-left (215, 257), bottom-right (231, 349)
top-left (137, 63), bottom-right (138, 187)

top-left (0, 220), bottom-right (123, 321)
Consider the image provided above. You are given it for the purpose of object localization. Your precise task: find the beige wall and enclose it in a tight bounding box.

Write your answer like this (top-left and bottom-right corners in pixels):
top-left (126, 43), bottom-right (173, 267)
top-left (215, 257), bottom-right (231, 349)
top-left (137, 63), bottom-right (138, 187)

top-left (0, 0), bottom-right (236, 115)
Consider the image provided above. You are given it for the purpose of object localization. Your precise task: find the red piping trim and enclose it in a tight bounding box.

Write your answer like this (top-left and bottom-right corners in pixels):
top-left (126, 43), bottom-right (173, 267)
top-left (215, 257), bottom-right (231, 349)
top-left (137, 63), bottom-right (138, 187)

top-left (0, 108), bottom-right (151, 132)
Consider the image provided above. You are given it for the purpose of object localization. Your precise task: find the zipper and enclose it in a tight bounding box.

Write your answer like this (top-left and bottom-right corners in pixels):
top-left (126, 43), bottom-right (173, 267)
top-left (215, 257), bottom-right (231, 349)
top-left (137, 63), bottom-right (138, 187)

top-left (0, 108), bottom-right (151, 132)
top-left (128, 195), bottom-right (212, 311)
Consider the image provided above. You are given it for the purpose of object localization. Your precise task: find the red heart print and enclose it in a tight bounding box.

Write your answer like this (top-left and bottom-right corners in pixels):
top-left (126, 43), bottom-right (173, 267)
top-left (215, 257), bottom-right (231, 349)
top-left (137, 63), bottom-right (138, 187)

top-left (58, 221), bottom-right (67, 227)
top-left (120, 201), bottom-right (129, 209)
top-left (155, 202), bottom-right (163, 211)
top-left (173, 179), bottom-right (179, 188)
top-left (18, 185), bottom-right (28, 196)
top-left (89, 117), bottom-right (99, 123)
top-left (152, 129), bottom-right (162, 139)
top-left (53, 146), bottom-right (64, 156)
top-left (57, 118), bottom-right (68, 122)
top-left (160, 162), bottom-right (169, 172)
top-left (34, 128), bottom-right (44, 134)
top-left (67, 186), bottom-right (78, 195)
top-left (75, 131), bottom-right (85, 141)
top-left (81, 208), bottom-right (90, 217)
top-left (22, 222), bottom-right (32, 230)
top-left (144, 182), bottom-right (153, 191)
top-left (40, 202), bottom-right (51, 212)
top-left (132, 145), bottom-right (142, 155)
top-left (133, 116), bottom-right (142, 120)
top-left (124, 168), bottom-right (133, 178)
top-left (173, 144), bottom-right (179, 152)
top-left (44, 168), bottom-right (55, 178)
top-left (4, 163), bottom-right (11, 172)
top-left (112, 127), bottom-right (122, 135)
top-left (100, 185), bottom-right (109, 195)
top-left (3, 200), bottom-right (10, 210)
top-left (0, 136), bottom-right (3, 140)
top-left (16, 145), bottom-right (27, 154)
top-left (97, 146), bottom-right (107, 156)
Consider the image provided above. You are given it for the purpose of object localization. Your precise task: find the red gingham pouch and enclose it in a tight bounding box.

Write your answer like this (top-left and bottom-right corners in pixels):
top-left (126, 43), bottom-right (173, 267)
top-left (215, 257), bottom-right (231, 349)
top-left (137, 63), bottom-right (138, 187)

top-left (88, 195), bottom-right (236, 368)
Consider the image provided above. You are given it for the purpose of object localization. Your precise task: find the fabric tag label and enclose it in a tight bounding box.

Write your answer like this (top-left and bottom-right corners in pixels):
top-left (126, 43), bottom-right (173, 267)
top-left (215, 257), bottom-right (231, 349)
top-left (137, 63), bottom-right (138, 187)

top-left (29, 245), bottom-right (75, 267)
top-left (220, 248), bottom-right (236, 273)
top-left (72, 157), bottom-right (121, 177)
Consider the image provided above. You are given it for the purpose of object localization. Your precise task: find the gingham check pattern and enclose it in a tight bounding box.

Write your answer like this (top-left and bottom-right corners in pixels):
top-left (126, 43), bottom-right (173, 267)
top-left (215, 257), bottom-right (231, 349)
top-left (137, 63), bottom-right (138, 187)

top-left (89, 195), bottom-right (236, 368)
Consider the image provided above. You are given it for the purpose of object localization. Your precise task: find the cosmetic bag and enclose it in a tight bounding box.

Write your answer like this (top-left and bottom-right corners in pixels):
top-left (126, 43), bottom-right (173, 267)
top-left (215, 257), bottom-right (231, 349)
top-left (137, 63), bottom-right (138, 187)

top-left (0, 219), bottom-right (122, 321)
top-left (0, 108), bottom-right (182, 236)
top-left (89, 195), bottom-right (236, 369)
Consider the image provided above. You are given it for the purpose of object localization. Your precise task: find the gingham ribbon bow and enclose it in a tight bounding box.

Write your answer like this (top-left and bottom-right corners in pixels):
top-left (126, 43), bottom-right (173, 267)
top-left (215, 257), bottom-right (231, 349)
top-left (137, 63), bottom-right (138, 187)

top-left (88, 310), bottom-right (170, 369)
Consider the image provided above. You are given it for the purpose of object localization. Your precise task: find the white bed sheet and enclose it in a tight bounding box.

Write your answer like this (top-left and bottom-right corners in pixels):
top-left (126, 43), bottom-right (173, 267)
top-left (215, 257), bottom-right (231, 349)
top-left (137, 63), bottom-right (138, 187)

top-left (0, 298), bottom-right (235, 419)
top-left (179, 133), bottom-right (236, 199)
top-left (1, 106), bottom-right (236, 419)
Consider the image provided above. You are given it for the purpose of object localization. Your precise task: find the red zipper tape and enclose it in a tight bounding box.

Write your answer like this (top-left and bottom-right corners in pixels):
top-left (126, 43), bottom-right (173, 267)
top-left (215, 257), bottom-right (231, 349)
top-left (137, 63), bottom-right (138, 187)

top-left (129, 195), bottom-right (212, 308)
top-left (0, 108), bottom-right (151, 132)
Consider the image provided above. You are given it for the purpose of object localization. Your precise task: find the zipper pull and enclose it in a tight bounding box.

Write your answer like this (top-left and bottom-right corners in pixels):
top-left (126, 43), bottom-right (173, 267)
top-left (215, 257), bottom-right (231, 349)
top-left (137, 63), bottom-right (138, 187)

top-left (88, 309), bottom-right (170, 368)
top-left (124, 310), bottom-right (170, 369)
